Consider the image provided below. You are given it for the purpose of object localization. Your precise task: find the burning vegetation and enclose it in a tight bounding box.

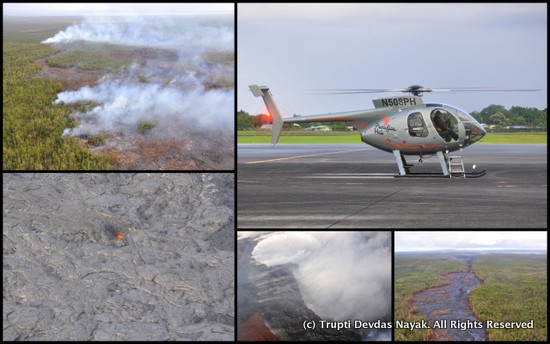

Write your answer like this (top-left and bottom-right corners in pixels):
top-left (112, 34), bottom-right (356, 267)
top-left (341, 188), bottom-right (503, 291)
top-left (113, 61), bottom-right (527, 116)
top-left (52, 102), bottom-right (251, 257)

top-left (3, 14), bottom-right (234, 170)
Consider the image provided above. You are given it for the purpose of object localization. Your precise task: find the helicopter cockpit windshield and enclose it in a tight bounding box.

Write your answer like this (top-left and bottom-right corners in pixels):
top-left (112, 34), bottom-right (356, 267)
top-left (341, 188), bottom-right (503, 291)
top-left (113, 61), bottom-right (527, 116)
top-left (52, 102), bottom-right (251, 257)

top-left (426, 104), bottom-right (486, 145)
top-left (444, 105), bottom-right (486, 146)
top-left (430, 108), bottom-right (459, 142)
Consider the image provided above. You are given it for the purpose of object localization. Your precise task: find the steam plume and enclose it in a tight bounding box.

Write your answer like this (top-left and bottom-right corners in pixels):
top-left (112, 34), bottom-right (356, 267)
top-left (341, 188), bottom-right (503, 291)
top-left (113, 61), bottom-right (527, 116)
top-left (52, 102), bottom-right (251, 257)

top-left (251, 232), bottom-right (391, 322)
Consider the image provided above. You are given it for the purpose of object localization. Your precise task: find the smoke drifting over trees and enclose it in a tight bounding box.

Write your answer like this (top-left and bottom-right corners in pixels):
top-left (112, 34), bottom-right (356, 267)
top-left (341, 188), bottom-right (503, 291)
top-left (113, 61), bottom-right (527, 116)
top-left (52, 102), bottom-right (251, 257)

top-left (40, 14), bottom-right (234, 168)
top-left (42, 16), bottom-right (234, 50)
top-left (43, 15), bottom-right (233, 137)
top-left (57, 81), bottom-right (232, 137)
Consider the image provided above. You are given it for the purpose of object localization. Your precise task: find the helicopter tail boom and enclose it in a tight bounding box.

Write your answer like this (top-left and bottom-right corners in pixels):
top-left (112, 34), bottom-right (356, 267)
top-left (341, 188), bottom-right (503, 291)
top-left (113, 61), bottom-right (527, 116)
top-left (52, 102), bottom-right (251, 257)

top-left (249, 85), bottom-right (284, 145)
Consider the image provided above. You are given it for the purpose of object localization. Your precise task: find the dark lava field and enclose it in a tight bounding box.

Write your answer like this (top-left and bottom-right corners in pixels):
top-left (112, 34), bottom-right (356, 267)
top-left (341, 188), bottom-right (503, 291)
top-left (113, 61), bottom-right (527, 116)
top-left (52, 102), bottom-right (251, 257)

top-left (3, 173), bottom-right (234, 340)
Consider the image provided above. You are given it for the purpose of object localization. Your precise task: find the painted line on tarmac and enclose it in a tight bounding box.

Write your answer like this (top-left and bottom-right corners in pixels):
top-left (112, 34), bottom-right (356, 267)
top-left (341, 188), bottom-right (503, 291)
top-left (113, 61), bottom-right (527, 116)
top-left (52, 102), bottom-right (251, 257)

top-left (244, 148), bottom-right (372, 164)
top-left (300, 174), bottom-right (396, 179)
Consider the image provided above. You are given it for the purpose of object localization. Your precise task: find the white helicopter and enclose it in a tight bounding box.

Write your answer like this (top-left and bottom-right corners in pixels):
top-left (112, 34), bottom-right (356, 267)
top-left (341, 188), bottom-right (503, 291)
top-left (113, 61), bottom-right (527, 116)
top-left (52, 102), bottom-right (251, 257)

top-left (249, 84), bottom-right (539, 178)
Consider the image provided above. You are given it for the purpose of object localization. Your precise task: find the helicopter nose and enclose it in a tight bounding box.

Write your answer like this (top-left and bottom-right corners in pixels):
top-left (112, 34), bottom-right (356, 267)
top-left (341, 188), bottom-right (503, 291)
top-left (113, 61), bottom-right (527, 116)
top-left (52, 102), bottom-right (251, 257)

top-left (463, 121), bottom-right (485, 145)
top-left (479, 122), bottom-right (487, 136)
top-left (476, 121), bottom-right (486, 136)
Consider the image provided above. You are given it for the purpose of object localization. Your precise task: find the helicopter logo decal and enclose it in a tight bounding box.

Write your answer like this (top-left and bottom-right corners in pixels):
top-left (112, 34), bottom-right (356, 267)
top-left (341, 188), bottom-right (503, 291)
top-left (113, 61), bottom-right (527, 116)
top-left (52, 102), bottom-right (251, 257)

top-left (374, 118), bottom-right (396, 135)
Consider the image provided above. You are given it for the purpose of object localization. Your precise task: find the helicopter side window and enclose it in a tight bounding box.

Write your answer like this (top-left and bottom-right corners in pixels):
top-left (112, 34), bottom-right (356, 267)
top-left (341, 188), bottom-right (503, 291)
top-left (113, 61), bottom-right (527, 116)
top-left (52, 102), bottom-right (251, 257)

top-left (407, 112), bottom-right (428, 137)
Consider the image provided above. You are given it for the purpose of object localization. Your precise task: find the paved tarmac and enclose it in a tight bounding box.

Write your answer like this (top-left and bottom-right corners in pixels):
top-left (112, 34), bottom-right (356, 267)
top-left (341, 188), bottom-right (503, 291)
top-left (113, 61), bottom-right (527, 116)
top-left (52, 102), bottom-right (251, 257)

top-left (237, 144), bottom-right (547, 228)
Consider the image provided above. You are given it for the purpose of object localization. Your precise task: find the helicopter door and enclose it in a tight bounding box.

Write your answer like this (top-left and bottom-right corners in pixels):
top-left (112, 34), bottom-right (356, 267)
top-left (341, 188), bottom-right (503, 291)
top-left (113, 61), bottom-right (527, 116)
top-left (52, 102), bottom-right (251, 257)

top-left (407, 112), bottom-right (428, 137)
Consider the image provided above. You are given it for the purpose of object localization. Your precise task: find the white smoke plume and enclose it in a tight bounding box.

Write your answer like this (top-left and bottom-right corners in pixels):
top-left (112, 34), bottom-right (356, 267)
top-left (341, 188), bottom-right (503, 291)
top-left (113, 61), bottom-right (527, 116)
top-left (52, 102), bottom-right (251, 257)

top-left (58, 82), bottom-right (233, 136)
top-left (42, 15), bottom-right (234, 51)
top-left (42, 14), bottom-right (234, 139)
top-left (251, 232), bottom-right (391, 322)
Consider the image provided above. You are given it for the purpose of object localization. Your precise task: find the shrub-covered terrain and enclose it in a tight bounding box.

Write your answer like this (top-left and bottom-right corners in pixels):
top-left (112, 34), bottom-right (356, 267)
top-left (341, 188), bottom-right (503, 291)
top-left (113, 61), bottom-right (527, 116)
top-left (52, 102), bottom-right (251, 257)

top-left (3, 19), bottom-right (113, 170)
top-left (470, 254), bottom-right (547, 341)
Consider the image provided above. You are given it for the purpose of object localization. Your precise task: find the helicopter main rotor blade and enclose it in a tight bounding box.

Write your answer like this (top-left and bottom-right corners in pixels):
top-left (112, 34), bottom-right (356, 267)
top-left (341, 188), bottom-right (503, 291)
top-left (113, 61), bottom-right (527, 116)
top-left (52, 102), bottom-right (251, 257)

top-left (307, 88), bottom-right (407, 91)
top-left (437, 88), bottom-right (542, 92)
top-left (305, 88), bottom-right (407, 94)
top-left (305, 87), bottom-right (541, 95)
top-left (305, 91), bottom-right (403, 95)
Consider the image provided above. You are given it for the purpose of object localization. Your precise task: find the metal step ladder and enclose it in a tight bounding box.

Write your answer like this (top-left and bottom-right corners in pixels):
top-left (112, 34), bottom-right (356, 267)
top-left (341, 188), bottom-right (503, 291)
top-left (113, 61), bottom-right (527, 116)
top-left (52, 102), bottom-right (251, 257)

top-left (447, 155), bottom-right (465, 177)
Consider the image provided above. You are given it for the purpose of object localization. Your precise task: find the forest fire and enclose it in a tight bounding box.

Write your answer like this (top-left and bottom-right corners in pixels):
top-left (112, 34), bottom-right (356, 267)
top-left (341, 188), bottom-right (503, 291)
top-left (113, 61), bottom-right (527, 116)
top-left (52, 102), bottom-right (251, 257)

top-left (40, 15), bottom-right (234, 170)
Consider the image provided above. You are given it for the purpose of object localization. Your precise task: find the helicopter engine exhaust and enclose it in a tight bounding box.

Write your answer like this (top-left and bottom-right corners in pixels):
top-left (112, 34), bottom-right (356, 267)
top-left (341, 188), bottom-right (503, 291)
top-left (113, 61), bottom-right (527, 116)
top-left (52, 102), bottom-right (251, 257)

top-left (249, 85), bottom-right (284, 145)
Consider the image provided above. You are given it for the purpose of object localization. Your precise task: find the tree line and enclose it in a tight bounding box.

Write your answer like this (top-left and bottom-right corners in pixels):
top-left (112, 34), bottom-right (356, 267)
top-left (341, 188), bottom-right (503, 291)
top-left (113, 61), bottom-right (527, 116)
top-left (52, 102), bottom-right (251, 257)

top-left (470, 105), bottom-right (546, 128)
top-left (238, 105), bottom-right (547, 130)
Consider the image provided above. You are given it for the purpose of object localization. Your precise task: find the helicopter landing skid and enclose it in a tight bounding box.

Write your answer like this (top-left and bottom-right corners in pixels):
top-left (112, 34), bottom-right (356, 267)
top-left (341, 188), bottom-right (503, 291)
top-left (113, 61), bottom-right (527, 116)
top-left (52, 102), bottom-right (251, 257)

top-left (393, 150), bottom-right (485, 178)
top-left (394, 170), bottom-right (487, 178)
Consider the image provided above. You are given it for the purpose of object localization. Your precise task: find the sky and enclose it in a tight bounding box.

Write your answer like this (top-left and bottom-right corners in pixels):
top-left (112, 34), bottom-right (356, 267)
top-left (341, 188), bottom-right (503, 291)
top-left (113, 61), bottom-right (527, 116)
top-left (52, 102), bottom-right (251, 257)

top-left (238, 3), bottom-right (547, 116)
top-left (2, 3), bottom-right (233, 16)
top-left (395, 231), bottom-right (547, 252)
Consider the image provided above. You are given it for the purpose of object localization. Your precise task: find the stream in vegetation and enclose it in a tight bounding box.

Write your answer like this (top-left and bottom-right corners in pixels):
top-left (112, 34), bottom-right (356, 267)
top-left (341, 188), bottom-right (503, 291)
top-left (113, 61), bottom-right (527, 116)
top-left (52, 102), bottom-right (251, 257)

top-left (412, 257), bottom-right (487, 341)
